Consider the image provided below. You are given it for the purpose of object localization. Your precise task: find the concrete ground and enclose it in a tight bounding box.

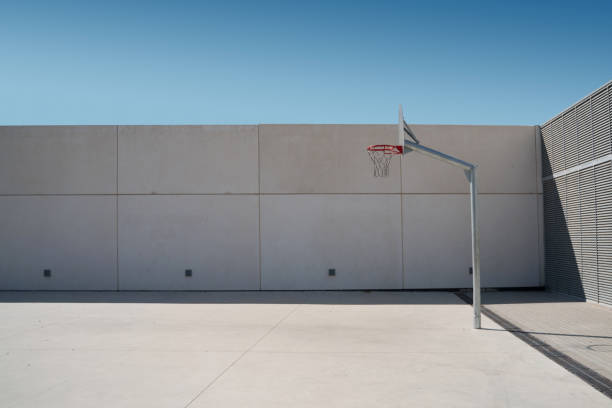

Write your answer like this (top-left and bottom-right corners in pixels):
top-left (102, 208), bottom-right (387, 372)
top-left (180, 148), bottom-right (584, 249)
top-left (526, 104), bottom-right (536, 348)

top-left (0, 291), bottom-right (609, 408)
top-left (476, 290), bottom-right (612, 386)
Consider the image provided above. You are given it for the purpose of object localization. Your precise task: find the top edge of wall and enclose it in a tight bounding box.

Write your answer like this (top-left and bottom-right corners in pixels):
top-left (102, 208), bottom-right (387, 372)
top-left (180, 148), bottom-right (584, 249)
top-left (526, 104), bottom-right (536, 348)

top-left (0, 124), bottom-right (258, 129)
top-left (259, 123), bottom-right (535, 128)
top-left (541, 80), bottom-right (612, 128)
top-left (0, 123), bottom-right (538, 129)
top-left (0, 125), bottom-right (118, 129)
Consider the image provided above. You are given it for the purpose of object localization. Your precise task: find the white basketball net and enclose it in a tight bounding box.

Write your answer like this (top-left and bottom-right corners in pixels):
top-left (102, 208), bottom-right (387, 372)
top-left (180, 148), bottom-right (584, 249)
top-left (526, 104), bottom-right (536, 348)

top-left (368, 150), bottom-right (393, 177)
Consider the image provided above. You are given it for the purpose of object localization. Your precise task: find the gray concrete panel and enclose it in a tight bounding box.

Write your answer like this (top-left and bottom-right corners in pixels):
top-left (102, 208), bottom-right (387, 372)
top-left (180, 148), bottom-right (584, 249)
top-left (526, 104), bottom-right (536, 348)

top-left (402, 125), bottom-right (538, 194)
top-left (259, 125), bottom-right (400, 194)
top-left (0, 126), bottom-right (116, 194)
top-left (118, 126), bottom-right (258, 194)
top-left (403, 195), bottom-right (472, 289)
top-left (261, 195), bottom-right (402, 289)
top-left (479, 194), bottom-right (540, 287)
top-left (0, 196), bottom-right (117, 290)
top-left (118, 195), bottom-right (259, 290)
top-left (403, 194), bottom-right (539, 288)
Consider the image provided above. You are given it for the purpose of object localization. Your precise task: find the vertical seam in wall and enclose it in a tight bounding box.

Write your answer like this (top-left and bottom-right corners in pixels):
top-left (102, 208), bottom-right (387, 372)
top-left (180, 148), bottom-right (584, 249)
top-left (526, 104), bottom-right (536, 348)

top-left (400, 151), bottom-right (405, 289)
top-left (535, 126), bottom-right (544, 286)
top-left (116, 126), bottom-right (119, 291)
top-left (258, 125), bottom-right (262, 290)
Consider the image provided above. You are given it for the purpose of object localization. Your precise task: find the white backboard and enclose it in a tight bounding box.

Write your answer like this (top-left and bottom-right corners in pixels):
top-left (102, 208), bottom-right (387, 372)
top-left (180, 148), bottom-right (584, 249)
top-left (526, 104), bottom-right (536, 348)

top-left (398, 105), bottom-right (405, 146)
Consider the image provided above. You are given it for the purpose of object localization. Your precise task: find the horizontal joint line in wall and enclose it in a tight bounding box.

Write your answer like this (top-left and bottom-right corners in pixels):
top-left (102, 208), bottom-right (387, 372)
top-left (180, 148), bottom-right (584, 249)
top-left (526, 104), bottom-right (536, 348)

top-left (0, 192), bottom-right (540, 197)
top-left (543, 154), bottom-right (612, 181)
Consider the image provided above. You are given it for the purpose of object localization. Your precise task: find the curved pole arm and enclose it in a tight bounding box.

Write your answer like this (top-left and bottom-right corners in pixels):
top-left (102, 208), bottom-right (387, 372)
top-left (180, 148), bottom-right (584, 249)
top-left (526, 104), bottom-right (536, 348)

top-left (403, 139), bottom-right (474, 171)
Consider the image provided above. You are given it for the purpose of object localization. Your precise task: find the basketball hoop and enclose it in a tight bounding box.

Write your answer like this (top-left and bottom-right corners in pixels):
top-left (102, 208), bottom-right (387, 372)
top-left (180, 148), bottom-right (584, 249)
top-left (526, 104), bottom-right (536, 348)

top-left (364, 105), bottom-right (481, 329)
top-left (366, 144), bottom-right (403, 177)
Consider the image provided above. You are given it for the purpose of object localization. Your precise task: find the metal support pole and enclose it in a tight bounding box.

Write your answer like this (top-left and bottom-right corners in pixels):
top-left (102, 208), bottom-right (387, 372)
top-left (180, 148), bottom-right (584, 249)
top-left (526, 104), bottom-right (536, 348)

top-left (404, 139), bottom-right (481, 329)
top-left (469, 167), bottom-right (481, 329)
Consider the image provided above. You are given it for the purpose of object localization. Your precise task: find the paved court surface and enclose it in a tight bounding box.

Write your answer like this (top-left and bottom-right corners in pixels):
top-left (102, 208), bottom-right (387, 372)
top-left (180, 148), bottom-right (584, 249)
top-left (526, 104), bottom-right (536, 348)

top-left (0, 291), bottom-right (610, 407)
top-left (476, 290), bottom-right (612, 388)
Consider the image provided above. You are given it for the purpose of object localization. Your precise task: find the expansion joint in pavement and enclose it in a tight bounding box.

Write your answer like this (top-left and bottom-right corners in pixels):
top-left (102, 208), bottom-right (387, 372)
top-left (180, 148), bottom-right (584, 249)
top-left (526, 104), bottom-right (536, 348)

top-left (183, 304), bottom-right (301, 408)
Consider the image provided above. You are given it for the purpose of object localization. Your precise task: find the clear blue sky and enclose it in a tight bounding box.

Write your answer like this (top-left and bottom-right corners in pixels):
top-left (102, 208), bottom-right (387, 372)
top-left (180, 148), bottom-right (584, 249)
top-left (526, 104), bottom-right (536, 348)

top-left (1, 0), bottom-right (610, 125)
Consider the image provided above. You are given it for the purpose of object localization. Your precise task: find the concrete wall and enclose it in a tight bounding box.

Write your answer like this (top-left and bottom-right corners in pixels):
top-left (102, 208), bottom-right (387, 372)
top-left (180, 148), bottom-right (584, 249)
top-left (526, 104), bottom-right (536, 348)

top-left (0, 123), bottom-right (542, 290)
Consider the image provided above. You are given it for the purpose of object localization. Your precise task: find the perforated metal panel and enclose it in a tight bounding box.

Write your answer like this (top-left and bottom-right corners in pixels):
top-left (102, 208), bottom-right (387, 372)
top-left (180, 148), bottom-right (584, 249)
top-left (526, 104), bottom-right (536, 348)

top-left (542, 126), bottom-right (554, 177)
top-left (579, 167), bottom-right (598, 301)
top-left (551, 117), bottom-right (565, 173)
top-left (543, 177), bottom-right (565, 293)
top-left (564, 110), bottom-right (580, 168)
top-left (576, 100), bottom-right (593, 164)
top-left (543, 179), bottom-right (554, 287)
top-left (593, 89), bottom-right (611, 160)
top-left (541, 82), bottom-right (612, 306)
top-left (565, 172), bottom-right (582, 297)
top-left (596, 161), bottom-right (612, 305)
